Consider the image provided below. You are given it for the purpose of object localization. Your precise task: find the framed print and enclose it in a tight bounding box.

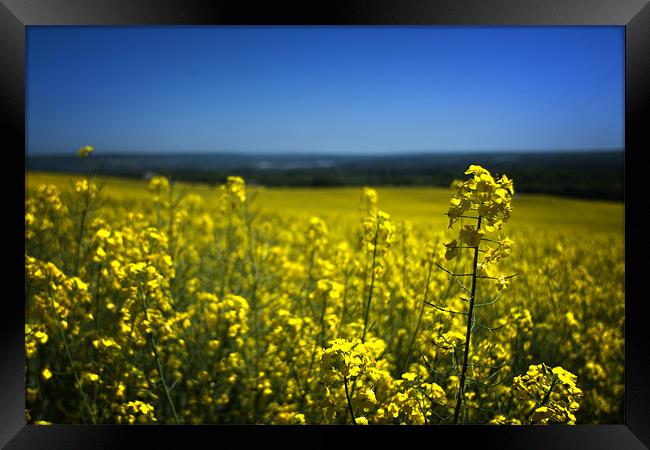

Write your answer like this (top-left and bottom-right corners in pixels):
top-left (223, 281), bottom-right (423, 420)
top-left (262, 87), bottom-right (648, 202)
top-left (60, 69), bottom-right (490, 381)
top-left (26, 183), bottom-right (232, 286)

top-left (4, 0), bottom-right (650, 448)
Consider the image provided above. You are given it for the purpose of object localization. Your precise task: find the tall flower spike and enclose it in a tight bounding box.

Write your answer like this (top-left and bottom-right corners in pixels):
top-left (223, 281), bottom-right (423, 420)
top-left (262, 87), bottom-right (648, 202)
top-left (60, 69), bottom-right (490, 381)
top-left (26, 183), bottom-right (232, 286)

top-left (438, 164), bottom-right (517, 425)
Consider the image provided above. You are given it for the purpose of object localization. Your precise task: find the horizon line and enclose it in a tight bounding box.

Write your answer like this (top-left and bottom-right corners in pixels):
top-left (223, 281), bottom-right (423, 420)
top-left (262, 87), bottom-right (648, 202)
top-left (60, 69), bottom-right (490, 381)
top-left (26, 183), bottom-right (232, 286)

top-left (27, 148), bottom-right (624, 157)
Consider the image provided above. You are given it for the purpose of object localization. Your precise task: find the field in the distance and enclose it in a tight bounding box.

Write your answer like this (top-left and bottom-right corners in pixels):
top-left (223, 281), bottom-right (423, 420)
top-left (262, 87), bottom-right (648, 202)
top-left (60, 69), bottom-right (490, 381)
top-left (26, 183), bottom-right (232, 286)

top-left (25, 170), bottom-right (624, 425)
top-left (27, 171), bottom-right (623, 234)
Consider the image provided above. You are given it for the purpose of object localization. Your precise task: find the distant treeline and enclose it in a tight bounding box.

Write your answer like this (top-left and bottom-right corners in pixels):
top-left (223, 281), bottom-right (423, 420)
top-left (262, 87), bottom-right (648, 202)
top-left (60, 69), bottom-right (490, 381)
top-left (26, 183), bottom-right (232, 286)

top-left (26, 151), bottom-right (624, 201)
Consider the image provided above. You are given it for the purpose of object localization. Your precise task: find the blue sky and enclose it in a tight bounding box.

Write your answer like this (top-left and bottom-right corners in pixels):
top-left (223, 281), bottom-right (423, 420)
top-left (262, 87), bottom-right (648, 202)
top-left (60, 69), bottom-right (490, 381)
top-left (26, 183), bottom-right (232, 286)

top-left (26, 26), bottom-right (624, 155)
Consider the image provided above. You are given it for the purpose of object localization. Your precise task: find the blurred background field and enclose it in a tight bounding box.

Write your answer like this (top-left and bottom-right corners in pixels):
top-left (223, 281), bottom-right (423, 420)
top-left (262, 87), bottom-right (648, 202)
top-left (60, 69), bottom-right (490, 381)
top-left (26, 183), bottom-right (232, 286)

top-left (27, 150), bottom-right (624, 201)
top-left (26, 170), bottom-right (623, 234)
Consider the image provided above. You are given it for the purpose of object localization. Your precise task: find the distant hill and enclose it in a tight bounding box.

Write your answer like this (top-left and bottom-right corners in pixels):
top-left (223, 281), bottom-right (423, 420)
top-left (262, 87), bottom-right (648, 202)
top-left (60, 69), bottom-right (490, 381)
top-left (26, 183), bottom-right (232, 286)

top-left (26, 150), bottom-right (624, 201)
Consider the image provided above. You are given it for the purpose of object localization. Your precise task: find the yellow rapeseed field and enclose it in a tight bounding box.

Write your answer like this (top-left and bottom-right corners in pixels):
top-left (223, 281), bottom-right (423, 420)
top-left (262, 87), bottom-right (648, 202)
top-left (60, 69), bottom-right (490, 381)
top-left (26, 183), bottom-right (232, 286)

top-left (24, 164), bottom-right (623, 425)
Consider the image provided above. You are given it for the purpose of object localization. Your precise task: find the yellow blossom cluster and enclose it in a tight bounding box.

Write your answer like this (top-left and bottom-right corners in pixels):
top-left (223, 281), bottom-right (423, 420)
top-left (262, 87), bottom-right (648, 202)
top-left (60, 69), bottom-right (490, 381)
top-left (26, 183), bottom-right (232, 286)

top-left (24, 166), bottom-right (623, 425)
top-left (512, 363), bottom-right (582, 424)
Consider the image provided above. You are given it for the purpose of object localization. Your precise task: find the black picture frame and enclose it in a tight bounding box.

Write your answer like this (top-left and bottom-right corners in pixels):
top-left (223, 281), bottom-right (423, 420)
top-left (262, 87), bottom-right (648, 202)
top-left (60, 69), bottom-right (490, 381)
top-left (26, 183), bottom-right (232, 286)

top-left (5, 1), bottom-right (649, 448)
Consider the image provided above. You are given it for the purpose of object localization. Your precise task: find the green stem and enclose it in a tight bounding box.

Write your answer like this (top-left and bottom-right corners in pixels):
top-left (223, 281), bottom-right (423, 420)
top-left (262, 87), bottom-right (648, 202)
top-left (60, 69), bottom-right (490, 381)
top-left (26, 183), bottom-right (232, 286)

top-left (401, 221), bottom-right (408, 290)
top-left (93, 262), bottom-right (102, 331)
top-left (139, 283), bottom-right (181, 424)
top-left (343, 376), bottom-right (357, 425)
top-left (307, 291), bottom-right (328, 381)
top-left (362, 218), bottom-right (380, 343)
top-left (401, 259), bottom-right (433, 372)
top-left (220, 211), bottom-right (234, 297)
top-left (453, 215), bottom-right (482, 425)
top-left (74, 186), bottom-right (90, 276)
top-left (304, 246), bottom-right (317, 317)
top-left (48, 293), bottom-right (96, 424)
top-left (337, 270), bottom-right (350, 335)
top-left (527, 376), bottom-right (559, 423)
